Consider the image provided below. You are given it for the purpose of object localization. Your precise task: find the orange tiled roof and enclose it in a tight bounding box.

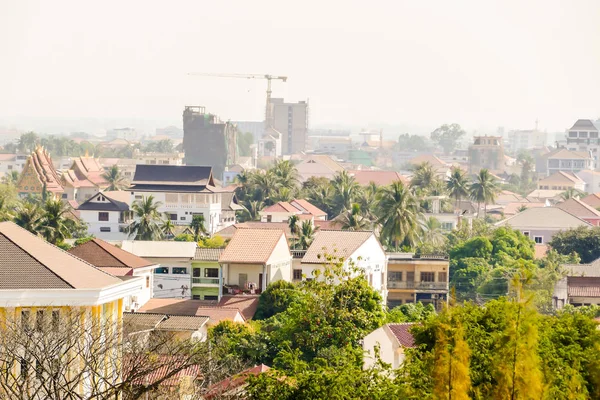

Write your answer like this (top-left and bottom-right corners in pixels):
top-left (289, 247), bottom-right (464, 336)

top-left (219, 228), bottom-right (288, 264)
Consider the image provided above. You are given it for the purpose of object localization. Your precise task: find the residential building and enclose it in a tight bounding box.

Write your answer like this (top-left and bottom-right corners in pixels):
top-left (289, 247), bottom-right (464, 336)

top-left (130, 164), bottom-right (222, 233)
top-left (363, 323), bottom-right (415, 370)
top-left (495, 207), bottom-right (591, 245)
top-left (506, 128), bottom-right (547, 152)
top-left (576, 170), bottom-right (600, 194)
top-left (215, 221), bottom-right (296, 241)
top-left (16, 147), bottom-right (64, 198)
top-left (192, 248), bottom-right (225, 301)
top-left (219, 228), bottom-right (292, 294)
top-left (123, 312), bottom-right (209, 342)
top-left (555, 198), bottom-right (600, 226)
top-left (526, 189), bottom-right (565, 203)
top-left (309, 136), bottom-right (352, 156)
top-left (581, 193), bottom-right (600, 209)
top-left (425, 196), bottom-right (475, 231)
top-left (495, 190), bottom-right (525, 205)
top-left (121, 241), bottom-right (197, 299)
top-left (386, 253), bottom-right (449, 310)
top-left (0, 222), bottom-right (141, 398)
top-left (270, 98), bottom-right (308, 154)
top-left (134, 150), bottom-right (184, 166)
top-left (468, 136), bottom-right (505, 173)
top-left (296, 154), bottom-right (345, 182)
top-left (182, 106), bottom-right (237, 177)
top-left (545, 148), bottom-right (594, 176)
top-left (61, 156), bottom-right (109, 201)
top-left (0, 153), bottom-right (27, 177)
top-left (139, 298), bottom-right (246, 324)
top-left (220, 191), bottom-right (243, 230)
top-left (68, 238), bottom-right (156, 310)
top-left (259, 198), bottom-right (327, 223)
top-left (98, 157), bottom-right (137, 180)
top-left (348, 170), bottom-right (408, 187)
top-left (300, 230), bottom-right (387, 299)
top-left (537, 171), bottom-right (586, 192)
top-left (106, 127), bottom-right (140, 141)
top-left (502, 201), bottom-right (546, 218)
top-left (77, 191), bottom-right (132, 240)
top-left (554, 260), bottom-right (600, 309)
top-left (565, 119), bottom-right (600, 162)
top-left (406, 154), bottom-right (450, 177)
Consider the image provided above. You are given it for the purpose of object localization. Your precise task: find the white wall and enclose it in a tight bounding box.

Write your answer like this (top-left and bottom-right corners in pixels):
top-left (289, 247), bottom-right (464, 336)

top-left (79, 209), bottom-right (129, 240)
top-left (363, 326), bottom-right (404, 370)
top-left (131, 266), bottom-right (154, 309)
top-left (259, 211), bottom-right (293, 223)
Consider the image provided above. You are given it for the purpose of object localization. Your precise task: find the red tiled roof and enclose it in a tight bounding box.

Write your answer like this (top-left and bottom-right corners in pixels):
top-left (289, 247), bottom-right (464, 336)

top-left (291, 199), bottom-right (327, 217)
top-left (138, 299), bottom-right (245, 323)
top-left (219, 229), bottom-right (288, 264)
top-left (387, 323), bottom-right (415, 348)
top-left (262, 202), bottom-right (298, 213)
top-left (348, 170), bottom-right (408, 186)
top-left (218, 295), bottom-right (260, 320)
top-left (125, 356), bottom-right (201, 387)
top-left (568, 277), bottom-right (600, 297)
top-left (204, 364), bottom-right (270, 399)
top-left (69, 239), bottom-right (154, 269)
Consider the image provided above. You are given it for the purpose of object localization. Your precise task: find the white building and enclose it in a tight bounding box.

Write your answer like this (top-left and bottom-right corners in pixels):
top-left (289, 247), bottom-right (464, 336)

top-left (363, 323), bottom-right (415, 370)
top-left (121, 241), bottom-right (197, 299)
top-left (300, 230), bottom-right (387, 301)
top-left (77, 191), bottom-right (132, 240)
top-left (259, 199), bottom-right (328, 223)
top-left (134, 150), bottom-right (184, 166)
top-left (129, 164), bottom-right (223, 234)
top-left (0, 153), bottom-right (27, 177)
top-left (506, 129), bottom-right (547, 152)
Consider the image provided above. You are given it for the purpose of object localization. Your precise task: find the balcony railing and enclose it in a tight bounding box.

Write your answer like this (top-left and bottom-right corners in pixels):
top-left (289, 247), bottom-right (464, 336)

top-left (387, 281), bottom-right (448, 290)
top-left (192, 277), bottom-right (219, 285)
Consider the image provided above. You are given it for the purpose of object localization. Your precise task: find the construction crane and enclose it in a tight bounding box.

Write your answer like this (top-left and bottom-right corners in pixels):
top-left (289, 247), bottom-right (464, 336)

top-left (187, 73), bottom-right (287, 129)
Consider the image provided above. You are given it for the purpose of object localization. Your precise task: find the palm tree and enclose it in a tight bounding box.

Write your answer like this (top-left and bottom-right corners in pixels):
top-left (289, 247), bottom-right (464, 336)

top-left (13, 202), bottom-right (42, 232)
top-left (126, 195), bottom-right (164, 240)
top-left (560, 187), bottom-right (585, 200)
top-left (239, 199), bottom-right (264, 222)
top-left (306, 185), bottom-right (332, 218)
top-left (295, 220), bottom-right (316, 250)
top-left (447, 166), bottom-right (469, 210)
top-left (272, 159), bottom-right (299, 190)
top-left (190, 214), bottom-right (208, 241)
top-left (1, 171), bottom-right (19, 186)
top-left (102, 165), bottom-right (128, 191)
top-left (39, 199), bottom-right (79, 244)
top-left (330, 171), bottom-right (360, 216)
top-left (377, 180), bottom-right (422, 249)
top-left (250, 170), bottom-right (279, 206)
top-left (421, 217), bottom-right (446, 247)
top-left (271, 187), bottom-right (294, 203)
top-left (160, 217), bottom-right (176, 239)
top-left (339, 203), bottom-right (371, 231)
top-left (469, 169), bottom-right (499, 217)
top-left (410, 162), bottom-right (440, 193)
top-left (288, 215), bottom-right (300, 249)
top-left (355, 184), bottom-right (378, 223)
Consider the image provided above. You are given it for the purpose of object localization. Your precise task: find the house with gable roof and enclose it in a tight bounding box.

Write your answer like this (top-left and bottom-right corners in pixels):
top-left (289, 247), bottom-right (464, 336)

top-left (555, 198), bottom-right (600, 226)
top-left (259, 198), bottom-right (327, 223)
top-left (537, 171), bottom-right (586, 192)
top-left (219, 228), bottom-right (292, 294)
top-left (300, 230), bottom-right (387, 300)
top-left (77, 190), bottom-right (132, 240)
top-left (69, 238), bottom-right (157, 310)
top-left (581, 192), bottom-right (600, 209)
top-left (61, 156), bottom-right (109, 201)
top-left (363, 323), bottom-right (415, 370)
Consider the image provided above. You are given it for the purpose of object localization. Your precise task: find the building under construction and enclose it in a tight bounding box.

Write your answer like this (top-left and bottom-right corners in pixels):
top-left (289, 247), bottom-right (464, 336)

top-left (182, 106), bottom-right (237, 177)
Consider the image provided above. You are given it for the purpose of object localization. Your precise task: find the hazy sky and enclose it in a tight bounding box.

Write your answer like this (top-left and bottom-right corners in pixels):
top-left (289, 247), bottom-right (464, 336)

top-left (1, 0), bottom-right (599, 133)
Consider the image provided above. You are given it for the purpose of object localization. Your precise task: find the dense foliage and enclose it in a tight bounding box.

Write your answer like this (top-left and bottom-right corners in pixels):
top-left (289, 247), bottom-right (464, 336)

top-left (549, 226), bottom-right (600, 263)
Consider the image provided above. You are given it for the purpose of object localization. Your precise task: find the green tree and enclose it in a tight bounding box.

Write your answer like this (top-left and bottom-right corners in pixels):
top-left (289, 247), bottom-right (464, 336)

top-left (39, 199), bottom-right (81, 245)
top-left (447, 166), bottom-right (469, 209)
top-left (173, 233), bottom-right (195, 242)
top-left (288, 215), bottom-right (299, 248)
top-left (13, 202), bottom-right (42, 233)
top-left (126, 195), bottom-right (164, 240)
top-left (548, 226), bottom-right (600, 263)
top-left (397, 133), bottom-right (432, 152)
top-left (421, 216), bottom-right (446, 247)
top-left (255, 281), bottom-right (303, 320)
top-left (410, 162), bottom-right (440, 193)
top-left (190, 214), bottom-right (208, 241)
top-left (330, 170), bottom-right (360, 216)
top-left (198, 235), bottom-right (226, 248)
top-left (0, 171), bottom-right (19, 186)
top-left (339, 203), bottom-right (370, 231)
top-left (237, 132), bottom-right (254, 157)
top-left (160, 217), bottom-right (176, 239)
top-left (17, 132), bottom-right (40, 153)
top-left (469, 168), bottom-right (499, 217)
top-left (102, 164), bottom-right (128, 191)
top-left (295, 220), bottom-right (316, 250)
top-left (377, 180), bottom-right (422, 249)
top-left (272, 159), bottom-right (299, 191)
top-left (430, 123), bottom-right (466, 154)
top-left (560, 187), bottom-right (585, 200)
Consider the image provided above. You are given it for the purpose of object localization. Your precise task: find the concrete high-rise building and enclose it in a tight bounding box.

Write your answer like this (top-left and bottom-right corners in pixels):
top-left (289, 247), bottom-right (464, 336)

top-left (182, 106), bottom-right (237, 177)
top-left (468, 136), bottom-right (505, 173)
top-left (269, 98), bottom-right (308, 154)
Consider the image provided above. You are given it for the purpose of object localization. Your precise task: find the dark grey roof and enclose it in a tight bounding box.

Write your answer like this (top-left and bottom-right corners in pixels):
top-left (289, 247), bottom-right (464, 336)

top-left (77, 192), bottom-right (129, 212)
top-left (569, 119), bottom-right (598, 131)
top-left (132, 165), bottom-right (215, 186)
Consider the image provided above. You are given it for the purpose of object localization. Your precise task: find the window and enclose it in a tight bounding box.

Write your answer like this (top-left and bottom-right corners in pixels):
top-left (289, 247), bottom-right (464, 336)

top-left (441, 222), bottom-right (454, 230)
top-left (100, 227), bottom-right (111, 232)
top-left (204, 295), bottom-right (218, 301)
top-left (170, 214), bottom-right (177, 221)
top-left (522, 231), bottom-right (530, 238)
top-left (7, 165), bottom-right (12, 170)
top-left (204, 268), bottom-right (219, 278)
top-left (192, 295), bottom-right (201, 300)
top-left (155, 267), bottom-right (169, 274)
top-left (388, 271), bottom-right (402, 281)
top-left (534, 236), bottom-right (543, 244)
top-left (98, 212), bottom-right (109, 221)
top-left (146, 276), bottom-right (150, 288)
top-left (172, 267), bottom-right (187, 275)
top-left (406, 271), bottom-right (415, 282)
top-left (180, 217), bottom-right (186, 221)
top-left (266, 215), bottom-right (272, 222)
top-left (421, 272), bottom-right (435, 282)
top-left (193, 268), bottom-right (201, 278)
top-left (135, 195), bottom-right (142, 200)
top-left (62, 193), bottom-right (68, 199)
top-left (438, 272), bottom-right (448, 283)
top-left (293, 269), bottom-right (302, 280)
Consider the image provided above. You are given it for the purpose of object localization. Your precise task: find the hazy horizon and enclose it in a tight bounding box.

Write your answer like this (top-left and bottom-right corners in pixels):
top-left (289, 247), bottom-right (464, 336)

top-left (2, 0), bottom-right (600, 135)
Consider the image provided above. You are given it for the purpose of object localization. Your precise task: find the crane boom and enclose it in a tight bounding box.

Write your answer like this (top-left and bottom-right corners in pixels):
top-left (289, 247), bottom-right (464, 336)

top-left (187, 73), bottom-right (287, 129)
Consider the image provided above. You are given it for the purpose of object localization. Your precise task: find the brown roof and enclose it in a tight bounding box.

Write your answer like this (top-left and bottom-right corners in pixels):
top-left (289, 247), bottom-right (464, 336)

top-left (387, 323), bottom-right (415, 348)
top-left (262, 202), bottom-right (299, 213)
top-left (408, 154), bottom-right (447, 167)
top-left (138, 298), bottom-right (245, 323)
top-left (156, 314), bottom-right (209, 331)
top-left (314, 220), bottom-right (343, 230)
top-left (556, 198), bottom-right (600, 219)
top-left (219, 229), bottom-right (288, 264)
top-left (547, 148), bottom-right (592, 160)
top-left (194, 248), bottom-right (225, 261)
top-left (503, 202), bottom-right (546, 216)
top-left (204, 364), bottom-right (270, 399)
top-left (218, 295), bottom-right (260, 320)
top-left (69, 239), bottom-right (154, 270)
top-left (126, 355), bottom-right (202, 387)
top-left (195, 307), bottom-right (244, 323)
top-left (123, 312), bottom-right (165, 332)
top-left (348, 170), bottom-right (408, 186)
top-left (538, 171), bottom-right (585, 185)
top-left (0, 222), bottom-right (122, 289)
top-left (302, 230), bottom-right (375, 264)
top-left (581, 193), bottom-right (600, 209)
top-left (291, 199), bottom-right (327, 217)
top-left (568, 277), bottom-right (600, 297)
top-left (496, 207), bottom-right (591, 230)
